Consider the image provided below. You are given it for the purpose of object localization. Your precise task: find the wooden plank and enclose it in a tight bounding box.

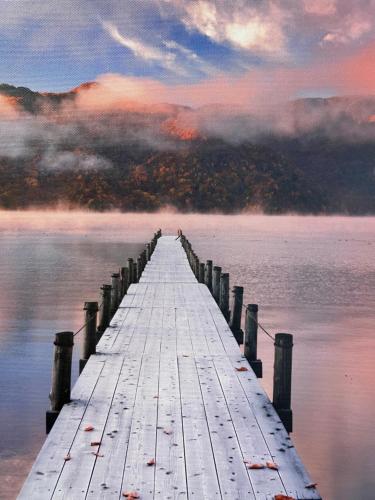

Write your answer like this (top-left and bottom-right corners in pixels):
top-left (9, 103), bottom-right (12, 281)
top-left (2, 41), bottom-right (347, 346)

top-left (154, 307), bottom-right (188, 498)
top-left (178, 356), bottom-right (221, 499)
top-left (194, 357), bottom-right (255, 499)
top-left (18, 356), bottom-right (106, 500)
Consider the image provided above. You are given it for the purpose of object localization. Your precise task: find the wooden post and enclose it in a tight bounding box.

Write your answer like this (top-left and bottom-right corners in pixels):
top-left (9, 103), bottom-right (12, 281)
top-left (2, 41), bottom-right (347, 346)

top-left (128, 258), bottom-right (134, 284)
top-left (205, 260), bottom-right (213, 291)
top-left (110, 273), bottom-right (121, 317)
top-left (46, 331), bottom-right (73, 433)
top-left (212, 266), bottom-right (222, 304)
top-left (273, 333), bottom-right (293, 433)
top-left (137, 256), bottom-right (142, 281)
top-left (194, 256), bottom-right (200, 279)
top-left (244, 304), bottom-right (263, 378)
top-left (120, 266), bottom-right (129, 297)
top-left (141, 250), bottom-right (147, 270)
top-left (229, 286), bottom-right (244, 344)
top-left (199, 263), bottom-right (205, 283)
top-left (219, 273), bottom-right (230, 321)
top-left (97, 284), bottom-right (112, 340)
top-left (79, 302), bottom-right (98, 374)
top-left (132, 261), bottom-right (138, 283)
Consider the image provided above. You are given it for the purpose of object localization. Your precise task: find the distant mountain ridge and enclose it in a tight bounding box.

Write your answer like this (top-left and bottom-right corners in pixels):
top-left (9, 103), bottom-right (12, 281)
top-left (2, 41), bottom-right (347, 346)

top-left (0, 82), bottom-right (374, 214)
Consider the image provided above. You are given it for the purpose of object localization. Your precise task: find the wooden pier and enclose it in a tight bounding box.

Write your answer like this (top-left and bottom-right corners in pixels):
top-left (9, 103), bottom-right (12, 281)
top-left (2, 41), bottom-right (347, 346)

top-left (19, 235), bottom-right (321, 500)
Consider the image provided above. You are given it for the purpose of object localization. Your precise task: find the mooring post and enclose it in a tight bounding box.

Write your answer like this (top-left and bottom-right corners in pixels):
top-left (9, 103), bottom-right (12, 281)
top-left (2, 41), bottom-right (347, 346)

top-left (212, 266), bottom-right (222, 304)
top-left (141, 250), bottom-right (147, 270)
top-left (46, 331), bottom-right (74, 433)
top-left (205, 260), bottom-right (213, 291)
top-left (199, 262), bottom-right (205, 283)
top-left (229, 286), bottom-right (244, 344)
top-left (97, 284), bottom-right (112, 340)
top-left (194, 255), bottom-right (200, 279)
top-left (79, 302), bottom-right (98, 374)
top-left (244, 304), bottom-right (263, 378)
top-left (132, 261), bottom-right (138, 283)
top-left (273, 333), bottom-right (293, 433)
top-left (110, 273), bottom-right (121, 317)
top-left (137, 256), bottom-right (142, 281)
top-left (120, 266), bottom-right (129, 297)
top-left (219, 273), bottom-right (230, 321)
top-left (128, 258), bottom-right (134, 284)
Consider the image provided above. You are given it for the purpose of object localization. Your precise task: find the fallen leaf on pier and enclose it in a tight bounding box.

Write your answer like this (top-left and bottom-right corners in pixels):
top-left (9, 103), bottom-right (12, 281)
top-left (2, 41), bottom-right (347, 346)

top-left (90, 441), bottom-right (101, 446)
top-left (274, 495), bottom-right (295, 500)
top-left (122, 491), bottom-right (140, 498)
top-left (84, 425), bottom-right (94, 432)
top-left (306, 483), bottom-right (318, 489)
top-left (245, 462), bottom-right (265, 469)
top-left (64, 453), bottom-right (71, 461)
top-left (92, 452), bottom-right (104, 457)
top-left (153, 395), bottom-right (159, 399)
top-left (235, 366), bottom-right (248, 372)
top-left (147, 458), bottom-right (155, 466)
top-left (266, 461), bottom-right (279, 470)
top-left (163, 428), bottom-right (173, 435)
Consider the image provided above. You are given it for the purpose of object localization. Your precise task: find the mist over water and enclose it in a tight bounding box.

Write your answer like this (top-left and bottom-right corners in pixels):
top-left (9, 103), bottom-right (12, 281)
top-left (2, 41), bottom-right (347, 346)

top-left (0, 211), bottom-right (374, 499)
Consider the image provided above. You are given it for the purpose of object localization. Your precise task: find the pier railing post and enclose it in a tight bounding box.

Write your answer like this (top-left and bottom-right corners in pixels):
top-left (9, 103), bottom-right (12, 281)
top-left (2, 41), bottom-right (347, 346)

top-left (79, 302), bottom-right (98, 374)
top-left (212, 266), bottom-right (222, 304)
top-left (273, 333), bottom-right (293, 433)
top-left (229, 286), bottom-right (244, 344)
top-left (199, 263), bottom-right (205, 283)
top-left (121, 266), bottom-right (129, 297)
top-left (46, 331), bottom-right (74, 433)
top-left (110, 273), bottom-right (121, 317)
top-left (194, 256), bottom-right (200, 279)
top-left (244, 304), bottom-right (263, 378)
top-left (205, 260), bottom-right (213, 291)
top-left (219, 273), bottom-right (230, 321)
top-left (137, 256), bottom-right (142, 281)
top-left (128, 258), bottom-right (134, 284)
top-left (97, 284), bottom-right (112, 340)
top-left (130, 261), bottom-right (136, 283)
top-left (141, 250), bottom-right (147, 270)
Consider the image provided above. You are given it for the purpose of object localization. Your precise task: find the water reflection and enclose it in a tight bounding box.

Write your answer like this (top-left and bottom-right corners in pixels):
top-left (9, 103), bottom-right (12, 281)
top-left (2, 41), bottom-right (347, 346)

top-left (0, 211), bottom-right (374, 499)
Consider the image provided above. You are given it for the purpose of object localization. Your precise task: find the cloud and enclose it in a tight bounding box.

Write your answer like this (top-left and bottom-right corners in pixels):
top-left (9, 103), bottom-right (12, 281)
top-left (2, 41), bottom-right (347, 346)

top-left (179, 0), bottom-right (289, 58)
top-left (102, 21), bottom-right (179, 73)
top-left (303, 0), bottom-right (337, 16)
top-left (321, 18), bottom-right (372, 45)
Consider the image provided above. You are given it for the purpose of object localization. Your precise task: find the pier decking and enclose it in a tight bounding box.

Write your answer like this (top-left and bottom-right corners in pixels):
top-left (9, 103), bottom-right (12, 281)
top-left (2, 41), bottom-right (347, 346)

top-left (19, 236), bottom-right (320, 499)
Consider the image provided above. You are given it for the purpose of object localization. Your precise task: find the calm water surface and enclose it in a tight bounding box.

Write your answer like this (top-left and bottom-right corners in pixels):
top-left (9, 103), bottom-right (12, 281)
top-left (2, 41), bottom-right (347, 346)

top-left (0, 212), bottom-right (374, 500)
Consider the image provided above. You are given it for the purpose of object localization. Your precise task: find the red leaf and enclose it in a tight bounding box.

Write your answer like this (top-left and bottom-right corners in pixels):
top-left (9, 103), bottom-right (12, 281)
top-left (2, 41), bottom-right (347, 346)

top-left (235, 366), bottom-right (248, 372)
top-left (266, 461), bottom-right (279, 470)
top-left (147, 458), bottom-right (155, 466)
top-left (274, 495), bottom-right (296, 500)
top-left (246, 463), bottom-right (265, 469)
top-left (64, 453), bottom-right (71, 461)
top-left (90, 441), bottom-right (101, 446)
top-left (122, 492), bottom-right (140, 498)
top-left (84, 425), bottom-right (94, 432)
top-left (163, 428), bottom-right (173, 435)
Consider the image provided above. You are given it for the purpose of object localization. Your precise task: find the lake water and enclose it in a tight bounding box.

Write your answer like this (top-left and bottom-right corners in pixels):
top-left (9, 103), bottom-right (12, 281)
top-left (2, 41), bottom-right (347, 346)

top-left (0, 211), bottom-right (374, 500)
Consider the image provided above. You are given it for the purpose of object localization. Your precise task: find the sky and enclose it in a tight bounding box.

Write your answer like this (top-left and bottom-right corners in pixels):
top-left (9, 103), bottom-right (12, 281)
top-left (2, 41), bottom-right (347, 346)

top-left (0, 0), bottom-right (375, 106)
